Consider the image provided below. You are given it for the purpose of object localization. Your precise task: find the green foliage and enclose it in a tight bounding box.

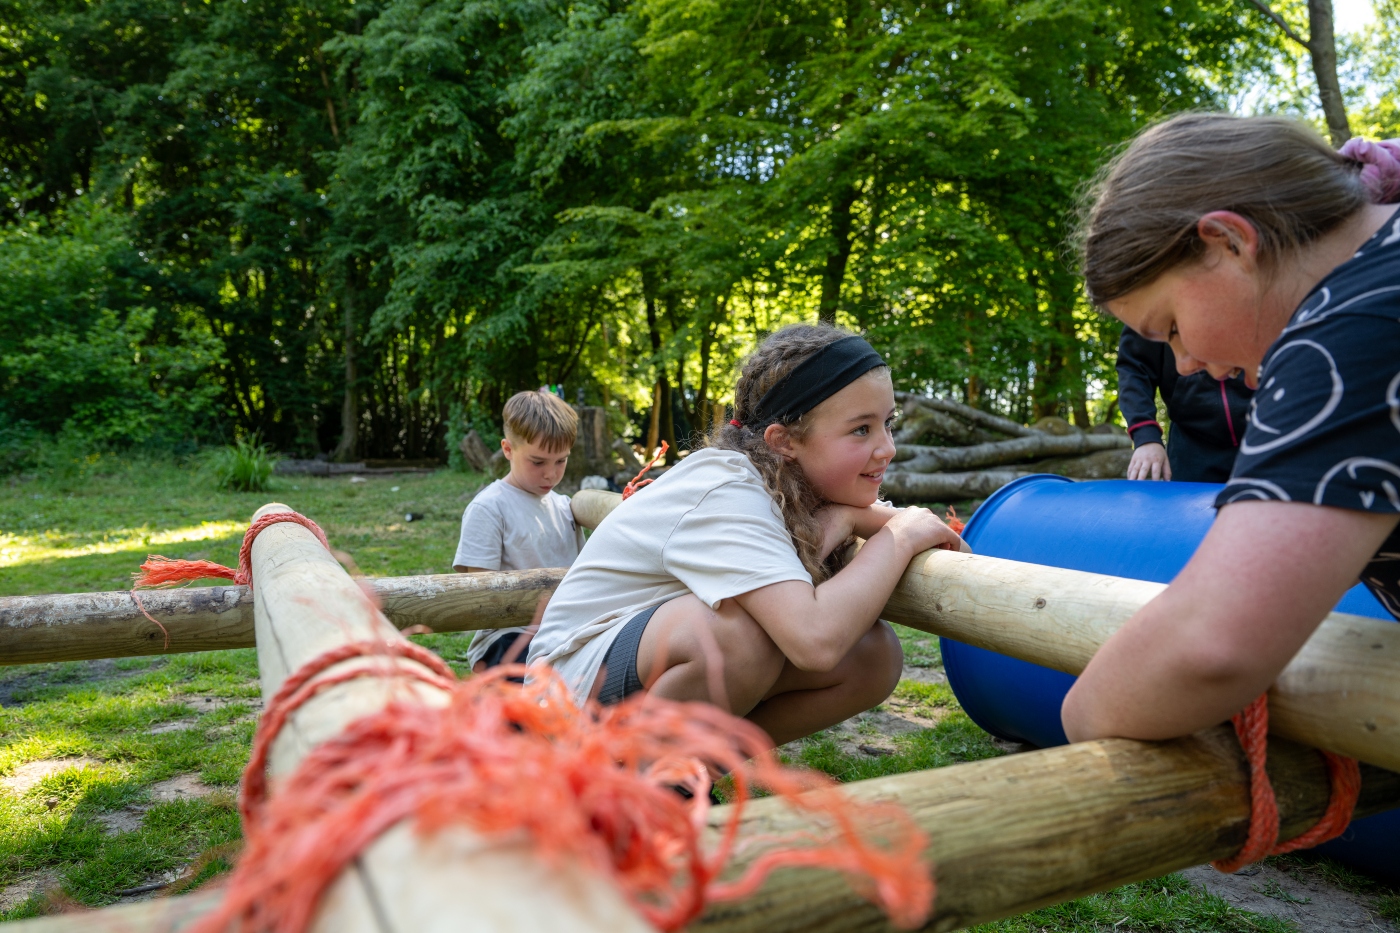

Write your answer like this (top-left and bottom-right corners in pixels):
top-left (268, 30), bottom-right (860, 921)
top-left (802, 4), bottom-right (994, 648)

top-left (0, 0), bottom-right (1351, 461)
top-left (210, 437), bottom-right (277, 492)
top-left (0, 203), bottom-right (225, 452)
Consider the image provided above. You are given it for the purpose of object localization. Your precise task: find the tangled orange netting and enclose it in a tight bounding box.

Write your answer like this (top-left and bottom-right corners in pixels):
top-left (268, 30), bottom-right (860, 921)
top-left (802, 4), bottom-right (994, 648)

top-left (1210, 694), bottom-right (1360, 874)
top-left (190, 654), bottom-right (933, 933)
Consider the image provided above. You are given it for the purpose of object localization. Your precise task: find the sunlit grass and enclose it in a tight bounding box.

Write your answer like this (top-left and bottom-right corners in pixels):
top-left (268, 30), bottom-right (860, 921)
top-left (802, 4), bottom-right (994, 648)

top-left (0, 521), bottom-right (244, 568)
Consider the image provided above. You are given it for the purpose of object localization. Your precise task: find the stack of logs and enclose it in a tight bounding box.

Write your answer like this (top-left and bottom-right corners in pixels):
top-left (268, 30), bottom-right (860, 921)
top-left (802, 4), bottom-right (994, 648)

top-left (456, 395), bottom-right (1134, 503)
top-left (884, 392), bottom-right (1133, 503)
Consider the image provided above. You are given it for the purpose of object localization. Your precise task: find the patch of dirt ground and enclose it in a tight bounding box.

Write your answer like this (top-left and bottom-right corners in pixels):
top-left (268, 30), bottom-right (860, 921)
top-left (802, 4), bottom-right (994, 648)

top-left (0, 869), bottom-right (60, 913)
top-left (0, 758), bottom-right (103, 795)
top-left (1182, 862), bottom-right (1398, 931)
top-left (96, 773), bottom-right (219, 835)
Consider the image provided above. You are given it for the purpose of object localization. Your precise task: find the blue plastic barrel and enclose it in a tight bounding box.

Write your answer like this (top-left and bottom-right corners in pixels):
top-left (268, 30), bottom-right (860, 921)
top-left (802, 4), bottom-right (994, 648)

top-left (943, 474), bottom-right (1398, 881)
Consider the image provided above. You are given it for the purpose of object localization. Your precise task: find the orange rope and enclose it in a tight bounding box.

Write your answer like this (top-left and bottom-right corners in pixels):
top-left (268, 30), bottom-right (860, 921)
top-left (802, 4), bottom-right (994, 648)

top-left (944, 507), bottom-right (965, 535)
top-left (132, 510), bottom-right (329, 590)
top-left (191, 654), bottom-right (933, 933)
top-left (622, 441), bottom-right (669, 500)
top-left (1211, 694), bottom-right (1361, 873)
top-left (127, 511), bottom-right (330, 652)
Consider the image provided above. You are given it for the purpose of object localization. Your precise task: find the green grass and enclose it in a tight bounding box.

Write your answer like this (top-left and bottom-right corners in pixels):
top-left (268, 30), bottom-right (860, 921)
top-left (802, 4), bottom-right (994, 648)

top-left (0, 455), bottom-right (1385, 928)
top-left (1, 452), bottom-right (486, 596)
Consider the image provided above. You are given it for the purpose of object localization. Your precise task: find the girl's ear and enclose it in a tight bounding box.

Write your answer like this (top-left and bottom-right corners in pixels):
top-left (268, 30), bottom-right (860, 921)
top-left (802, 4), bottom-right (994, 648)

top-left (763, 422), bottom-right (797, 460)
top-left (1197, 211), bottom-right (1259, 265)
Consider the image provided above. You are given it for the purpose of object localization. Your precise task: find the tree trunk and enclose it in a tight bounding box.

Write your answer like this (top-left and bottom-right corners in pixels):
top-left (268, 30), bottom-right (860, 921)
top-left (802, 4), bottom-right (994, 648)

top-left (817, 186), bottom-right (859, 326)
top-left (891, 432), bottom-right (1130, 473)
top-left (879, 469), bottom-right (1029, 502)
top-left (895, 392), bottom-right (1035, 438)
top-left (645, 380), bottom-right (661, 458)
top-left (331, 286), bottom-right (359, 463)
top-left (1308, 0), bottom-right (1351, 144)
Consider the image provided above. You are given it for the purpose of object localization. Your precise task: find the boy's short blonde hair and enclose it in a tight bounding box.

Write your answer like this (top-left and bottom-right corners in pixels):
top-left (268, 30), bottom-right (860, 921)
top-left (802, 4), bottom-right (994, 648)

top-left (503, 390), bottom-right (578, 452)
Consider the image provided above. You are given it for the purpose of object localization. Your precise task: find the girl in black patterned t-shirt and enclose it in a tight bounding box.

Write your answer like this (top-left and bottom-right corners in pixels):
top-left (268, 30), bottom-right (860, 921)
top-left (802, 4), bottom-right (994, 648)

top-left (1060, 113), bottom-right (1400, 745)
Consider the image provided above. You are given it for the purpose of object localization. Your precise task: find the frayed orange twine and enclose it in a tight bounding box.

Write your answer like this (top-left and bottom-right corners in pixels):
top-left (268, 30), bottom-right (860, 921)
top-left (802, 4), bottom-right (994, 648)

top-left (623, 441), bottom-right (670, 500)
top-left (944, 507), bottom-right (965, 535)
top-left (192, 651), bottom-right (934, 933)
top-left (128, 510), bottom-right (330, 651)
top-left (1211, 694), bottom-right (1361, 874)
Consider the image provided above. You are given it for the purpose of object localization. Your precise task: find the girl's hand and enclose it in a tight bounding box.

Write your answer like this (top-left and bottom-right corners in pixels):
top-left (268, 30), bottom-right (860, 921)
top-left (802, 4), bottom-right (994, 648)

top-left (880, 506), bottom-right (967, 556)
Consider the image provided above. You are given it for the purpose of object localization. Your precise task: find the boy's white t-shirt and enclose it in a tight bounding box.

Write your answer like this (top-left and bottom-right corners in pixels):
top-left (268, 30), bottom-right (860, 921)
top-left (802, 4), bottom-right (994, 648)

top-left (454, 479), bottom-right (586, 666)
top-left (528, 447), bottom-right (812, 700)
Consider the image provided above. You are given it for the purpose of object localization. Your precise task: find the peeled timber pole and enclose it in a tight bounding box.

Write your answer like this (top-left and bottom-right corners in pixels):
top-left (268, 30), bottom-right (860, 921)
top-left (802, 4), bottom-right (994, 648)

top-left (13, 705), bottom-right (1400, 932)
top-left (0, 491), bottom-right (623, 666)
top-left (238, 504), bottom-right (652, 932)
top-left (881, 548), bottom-right (1400, 773)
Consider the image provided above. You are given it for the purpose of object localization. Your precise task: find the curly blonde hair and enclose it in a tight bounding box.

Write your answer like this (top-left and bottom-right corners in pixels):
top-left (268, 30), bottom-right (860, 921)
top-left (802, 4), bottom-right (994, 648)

top-left (706, 324), bottom-right (887, 583)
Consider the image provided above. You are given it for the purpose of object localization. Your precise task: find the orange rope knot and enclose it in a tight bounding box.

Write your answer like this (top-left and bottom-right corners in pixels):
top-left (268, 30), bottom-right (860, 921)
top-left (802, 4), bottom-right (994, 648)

top-left (195, 652), bottom-right (934, 933)
top-left (622, 441), bottom-right (669, 500)
top-left (1211, 694), bottom-right (1361, 874)
top-left (128, 510), bottom-right (330, 651)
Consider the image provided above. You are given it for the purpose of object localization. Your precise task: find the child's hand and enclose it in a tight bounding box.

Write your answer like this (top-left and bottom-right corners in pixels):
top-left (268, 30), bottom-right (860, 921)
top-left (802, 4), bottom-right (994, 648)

top-left (881, 506), bottom-right (967, 556)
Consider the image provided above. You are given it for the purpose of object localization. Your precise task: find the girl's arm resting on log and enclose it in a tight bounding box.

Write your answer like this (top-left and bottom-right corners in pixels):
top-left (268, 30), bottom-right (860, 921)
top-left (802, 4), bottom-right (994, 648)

top-left (736, 509), bottom-right (963, 673)
top-left (1062, 500), bottom-right (1399, 743)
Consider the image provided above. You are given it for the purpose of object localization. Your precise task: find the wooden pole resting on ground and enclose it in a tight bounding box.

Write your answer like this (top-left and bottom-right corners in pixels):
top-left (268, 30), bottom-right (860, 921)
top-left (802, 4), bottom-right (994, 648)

top-left (12, 712), bottom-right (1400, 932)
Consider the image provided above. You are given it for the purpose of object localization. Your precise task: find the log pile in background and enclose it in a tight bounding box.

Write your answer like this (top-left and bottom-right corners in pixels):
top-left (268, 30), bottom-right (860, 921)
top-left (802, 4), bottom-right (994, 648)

top-left (883, 392), bottom-right (1131, 503)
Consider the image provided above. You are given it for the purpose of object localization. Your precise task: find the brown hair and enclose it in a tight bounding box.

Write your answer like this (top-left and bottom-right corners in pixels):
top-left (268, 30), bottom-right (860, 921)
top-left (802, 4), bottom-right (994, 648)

top-left (503, 390), bottom-right (578, 451)
top-left (1078, 113), bottom-right (1371, 305)
top-left (706, 324), bottom-right (888, 584)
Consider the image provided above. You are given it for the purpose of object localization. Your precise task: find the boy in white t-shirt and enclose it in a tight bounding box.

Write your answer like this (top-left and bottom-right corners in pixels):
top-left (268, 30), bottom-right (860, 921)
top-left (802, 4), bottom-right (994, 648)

top-left (454, 390), bottom-right (586, 671)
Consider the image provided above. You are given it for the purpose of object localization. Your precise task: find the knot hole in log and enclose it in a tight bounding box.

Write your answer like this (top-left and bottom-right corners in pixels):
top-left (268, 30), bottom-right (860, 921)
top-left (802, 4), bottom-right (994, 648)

top-left (1034, 598), bottom-right (1047, 609)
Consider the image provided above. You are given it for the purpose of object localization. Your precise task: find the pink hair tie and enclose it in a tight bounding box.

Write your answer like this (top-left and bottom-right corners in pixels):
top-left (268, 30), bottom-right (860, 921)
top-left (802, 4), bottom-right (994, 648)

top-left (1339, 137), bottom-right (1400, 203)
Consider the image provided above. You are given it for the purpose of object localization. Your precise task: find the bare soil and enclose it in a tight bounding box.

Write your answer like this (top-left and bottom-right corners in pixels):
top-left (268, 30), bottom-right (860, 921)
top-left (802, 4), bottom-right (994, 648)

top-left (1183, 862), bottom-right (1398, 932)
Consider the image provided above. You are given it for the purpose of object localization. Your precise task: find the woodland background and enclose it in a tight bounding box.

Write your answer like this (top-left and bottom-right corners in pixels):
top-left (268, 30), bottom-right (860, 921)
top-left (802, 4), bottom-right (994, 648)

top-left (2, 0), bottom-right (1398, 466)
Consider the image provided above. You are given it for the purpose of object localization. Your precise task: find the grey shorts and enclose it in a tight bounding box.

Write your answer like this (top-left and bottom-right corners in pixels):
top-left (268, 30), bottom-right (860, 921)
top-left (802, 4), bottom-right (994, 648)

top-left (596, 603), bottom-right (661, 705)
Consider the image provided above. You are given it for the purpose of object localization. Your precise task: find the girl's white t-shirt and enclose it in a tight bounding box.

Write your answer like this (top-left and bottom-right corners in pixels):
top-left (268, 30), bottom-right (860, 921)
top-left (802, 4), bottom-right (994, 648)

top-left (528, 447), bottom-right (812, 700)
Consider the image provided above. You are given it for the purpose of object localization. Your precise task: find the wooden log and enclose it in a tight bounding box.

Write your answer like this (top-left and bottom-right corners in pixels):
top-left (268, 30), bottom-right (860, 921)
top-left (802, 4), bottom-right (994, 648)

top-left (1026, 447), bottom-right (1132, 479)
top-left (0, 497), bottom-right (626, 668)
top-left (0, 569), bottom-right (564, 666)
top-left (880, 548), bottom-right (1400, 772)
top-left (571, 488), bottom-right (624, 532)
top-left (894, 405), bottom-right (1006, 447)
top-left (248, 503), bottom-right (653, 932)
top-left (13, 728), bottom-right (1400, 933)
top-left (693, 730), bottom-right (1400, 933)
top-left (895, 391), bottom-right (1036, 438)
top-left (879, 469), bottom-right (1029, 503)
top-left (892, 433), bottom-right (1130, 472)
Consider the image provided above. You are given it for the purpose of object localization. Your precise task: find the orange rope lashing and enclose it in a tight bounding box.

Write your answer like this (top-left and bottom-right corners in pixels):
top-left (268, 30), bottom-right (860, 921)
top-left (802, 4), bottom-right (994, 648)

top-left (1211, 694), bottom-right (1361, 874)
top-left (192, 653), bottom-right (934, 933)
top-left (128, 510), bottom-right (330, 651)
top-left (622, 440), bottom-right (669, 500)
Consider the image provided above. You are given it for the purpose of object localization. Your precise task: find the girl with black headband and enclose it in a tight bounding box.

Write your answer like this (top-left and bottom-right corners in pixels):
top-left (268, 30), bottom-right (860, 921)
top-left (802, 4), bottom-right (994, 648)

top-left (528, 324), bottom-right (966, 745)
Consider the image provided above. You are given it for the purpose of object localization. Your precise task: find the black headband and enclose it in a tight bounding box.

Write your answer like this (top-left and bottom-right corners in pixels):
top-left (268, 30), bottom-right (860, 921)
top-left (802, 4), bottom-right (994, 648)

top-left (749, 335), bottom-right (886, 425)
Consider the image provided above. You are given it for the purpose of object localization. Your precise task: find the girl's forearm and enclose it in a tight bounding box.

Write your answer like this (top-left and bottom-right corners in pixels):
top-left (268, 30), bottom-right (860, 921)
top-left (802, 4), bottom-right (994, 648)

top-left (1062, 502), bottom-right (1397, 742)
top-left (738, 525), bottom-right (913, 672)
